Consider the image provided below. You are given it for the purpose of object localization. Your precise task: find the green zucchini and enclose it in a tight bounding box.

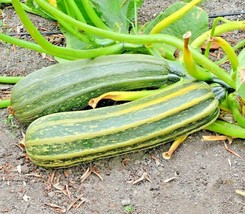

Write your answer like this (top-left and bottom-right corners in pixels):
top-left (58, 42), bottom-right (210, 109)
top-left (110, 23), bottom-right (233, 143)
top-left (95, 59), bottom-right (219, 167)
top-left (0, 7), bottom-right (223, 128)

top-left (10, 54), bottom-right (182, 124)
top-left (25, 80), bottom-right (219, 168)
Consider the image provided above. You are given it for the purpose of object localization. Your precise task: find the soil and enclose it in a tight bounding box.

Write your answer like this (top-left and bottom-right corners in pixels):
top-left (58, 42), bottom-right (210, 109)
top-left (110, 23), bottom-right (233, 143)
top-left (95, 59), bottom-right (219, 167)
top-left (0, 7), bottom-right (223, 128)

top-left (0, 1), bottom-right (244, 214)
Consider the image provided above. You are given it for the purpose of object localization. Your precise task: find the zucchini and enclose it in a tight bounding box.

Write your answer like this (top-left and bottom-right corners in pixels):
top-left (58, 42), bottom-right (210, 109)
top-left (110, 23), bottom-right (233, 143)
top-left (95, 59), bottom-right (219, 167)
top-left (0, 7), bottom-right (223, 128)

top-left (25, 81), bottom-right (219, 168)
top-left (10, 54), bottom-right (182, 124)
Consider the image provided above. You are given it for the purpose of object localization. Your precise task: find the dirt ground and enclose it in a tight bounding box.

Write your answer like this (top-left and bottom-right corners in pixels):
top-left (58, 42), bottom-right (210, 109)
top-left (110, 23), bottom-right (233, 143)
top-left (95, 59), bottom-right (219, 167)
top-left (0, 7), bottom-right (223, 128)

top-left (0, 1), bottom-right (244, 213)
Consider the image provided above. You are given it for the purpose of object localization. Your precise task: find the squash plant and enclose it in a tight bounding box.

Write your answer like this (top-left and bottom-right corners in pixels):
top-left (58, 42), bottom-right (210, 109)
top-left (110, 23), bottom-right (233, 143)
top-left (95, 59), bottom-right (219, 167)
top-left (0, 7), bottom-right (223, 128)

top-left (0, 1), bottom-right (244, 143)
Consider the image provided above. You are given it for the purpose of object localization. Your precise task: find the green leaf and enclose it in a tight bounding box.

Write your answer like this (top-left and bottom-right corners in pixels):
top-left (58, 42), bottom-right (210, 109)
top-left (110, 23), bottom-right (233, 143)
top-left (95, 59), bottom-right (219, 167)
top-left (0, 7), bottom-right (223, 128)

top-left (236, 48), bottom-right (245, 99)
top-left (90, 0), bottom-right (142, 33)
top-left (143, 2), bottom-right (208, 42)
top-left (25, 0), bottom-right (54, 19)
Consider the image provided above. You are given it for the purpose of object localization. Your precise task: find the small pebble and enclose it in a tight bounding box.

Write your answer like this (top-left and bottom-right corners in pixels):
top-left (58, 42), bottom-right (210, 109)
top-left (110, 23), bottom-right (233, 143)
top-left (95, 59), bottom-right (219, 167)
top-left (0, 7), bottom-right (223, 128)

top-left (121, 198), bottom-right (131, 206)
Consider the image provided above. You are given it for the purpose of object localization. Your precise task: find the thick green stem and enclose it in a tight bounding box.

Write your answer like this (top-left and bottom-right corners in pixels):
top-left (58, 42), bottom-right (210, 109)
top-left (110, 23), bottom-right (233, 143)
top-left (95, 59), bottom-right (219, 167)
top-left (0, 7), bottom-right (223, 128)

top-left (213, 37), bottom-right (239, 73)
top-left (205, 120), bottom-right (245, 139)
top-left (0, 76), bottom-right (23, 83)
top-left (191, 21), bottom-right (245, 48)
top-left (0, 33), bottom-right (48, 53)
top-left (57, 18), bottom-right (91, 44)
top-left (216, 39), bottom-right (245, 65)
top-left (183, 31), bottom-right (212, 81)
top-left (35, 0), bottom-right (236, 88)
top-left (66, 0), bottom-right (86, 23)
top-left (227, 93), bottom-right (245, 128)
top-left (0, 0), bottom-right (38, 14)
top-left (11, 0), bottom-right (123, 60)
top-left (0, 99), bottom-right (10, 109)
top-left (62, 0), bottom-right (94, 43)
top-left (81, 0), bottom-right (110, 30)
top-left (150, 0), bottom-right (202, 34)
top-left (0, 32), bottom-right (123, 60)
top-left (204, 17), bottom-right (231, 58)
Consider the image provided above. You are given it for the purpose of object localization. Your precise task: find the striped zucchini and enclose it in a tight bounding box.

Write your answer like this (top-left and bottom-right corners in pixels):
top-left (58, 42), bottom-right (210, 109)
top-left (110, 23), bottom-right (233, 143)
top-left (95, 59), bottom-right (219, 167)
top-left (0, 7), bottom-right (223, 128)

top-left (10, 54), bottom-right (183, 124)
top-left (25, 81), bottom-right (219, 168)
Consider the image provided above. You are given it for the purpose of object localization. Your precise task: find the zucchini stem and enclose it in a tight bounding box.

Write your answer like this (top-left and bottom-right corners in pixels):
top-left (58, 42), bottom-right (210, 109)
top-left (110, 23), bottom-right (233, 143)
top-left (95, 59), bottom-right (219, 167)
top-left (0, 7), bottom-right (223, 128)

top-left (162, 135), bottom-right (188, 159)
top-left (0, 76), bottom-right (23, 84)
top-left (183, 31), bottom-right (212, 81)
top-left (150, 0), bottom-right (202, 34)
top-left (215, 39), bottom-right (245, 66)
top-left (0, 99), bottom-right (11, 109)
top-left (213, 37), bottom-right (239, 75)
top-left (227, 93), bottom-right (245, 128)
top-left (205, 120), bottom-right (245, 139)
top-left (0, 33), bottom-right (48, 54)
top-left (11, 0), bottom-right (123, 59)
top-left (191, 21), bottom-right (245, 48)
top-left (81, 0), bottom-right (110, 30)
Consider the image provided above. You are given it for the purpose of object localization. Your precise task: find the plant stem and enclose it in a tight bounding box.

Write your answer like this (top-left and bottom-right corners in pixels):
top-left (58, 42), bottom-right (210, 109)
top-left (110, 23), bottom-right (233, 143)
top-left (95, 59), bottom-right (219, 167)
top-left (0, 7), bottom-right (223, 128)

top-left (204, 17), bottom-right (231, 58)
top-left (0, 0), bottom-right (38, 14)
top-left (0, 99), bottom-right (10, 109)
top-left (191, 21), bottom-right (245, 48)
top-left (183, 31), bottom-right (212, 80)
top-left (213, 37), bottom-right (239, 73)
top-left (11, 0), bottom-right (123, 60)
top-left (57, 18), bottom-right (91, 44)
top-left (205, 120), bottom-right (245, 138)
top-left (67, 0), bottom-right (86, 23)
top-left (227, 93), bottom-right (245, 128)
top-left (0, 33), bottom-right (48, 53)
top-left (82, 0), bottom-right (110, 30)
top-left (0, 76), bottom-right (23, 83)
top-left (35, 0), bottom-right (236, 88)
top-left (64, 0), bottom-right (95, 42)
top-left (216, 39), bottom-right (245, 65)
top-left (150, 0), bottom-right (202, 34)
top-left (134, 0), bottom-right (138, 33)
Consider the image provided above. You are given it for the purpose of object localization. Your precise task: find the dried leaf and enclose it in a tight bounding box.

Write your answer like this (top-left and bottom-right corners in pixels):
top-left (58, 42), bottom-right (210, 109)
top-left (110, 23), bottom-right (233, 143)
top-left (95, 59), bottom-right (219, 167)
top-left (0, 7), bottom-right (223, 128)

top-left (91, 167), bottom-right (103, 181)
top-left (45, 203), bottom-right (66, 213)
top-left (129, 172), bottom-right (152, 185)
top-left (77, 168), bottom-right (92, 193)
top-left (201, 40), bottom-right (220, 50)
top-left (25, 173), bottom-right (42, 178)
top-left (80, 167), bottom-right (91, 183)
top-left (18, 138), bottom-right (25, 150)
top-left (151, 155), bottom-right (161, 166)
top-left (236, 189), bottom-right (245, 197)
top-left (53, 183), bottom-right (71, 198)
top-left (224, 142), bottom-right (242, 159)
top-left (202, 135), bottom-right (229, 141)
top-left (52, 182), bottom-right (64, 191)
top-left (164, 177), bottom-right (176, 183)
top-left (67, 194), bottom-right (86, 212)
top-left (122, 158), bottom-right (131, 167)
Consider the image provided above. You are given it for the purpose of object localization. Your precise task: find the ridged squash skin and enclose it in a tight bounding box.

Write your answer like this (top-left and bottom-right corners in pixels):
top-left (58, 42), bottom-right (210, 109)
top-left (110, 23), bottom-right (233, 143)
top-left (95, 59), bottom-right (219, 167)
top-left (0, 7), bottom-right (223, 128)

top-left (10, 54), bottom-right (182, 124)
top-left (25, 81), bottom-right (220, 168)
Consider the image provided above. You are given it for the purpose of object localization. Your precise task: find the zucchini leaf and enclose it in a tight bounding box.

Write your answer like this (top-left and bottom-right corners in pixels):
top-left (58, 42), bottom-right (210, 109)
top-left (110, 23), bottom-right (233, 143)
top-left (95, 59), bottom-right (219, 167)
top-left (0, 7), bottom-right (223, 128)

top-left (236, 48), bottom-right (245, 99)
top-left (90, 0), bottom-right (143, 33)
top-left (25, 0), bottom-right (55, 19)
top-left (141, 2), bottom-right (208, 60)
top-left (143, 2), bottom-right (208, 42)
